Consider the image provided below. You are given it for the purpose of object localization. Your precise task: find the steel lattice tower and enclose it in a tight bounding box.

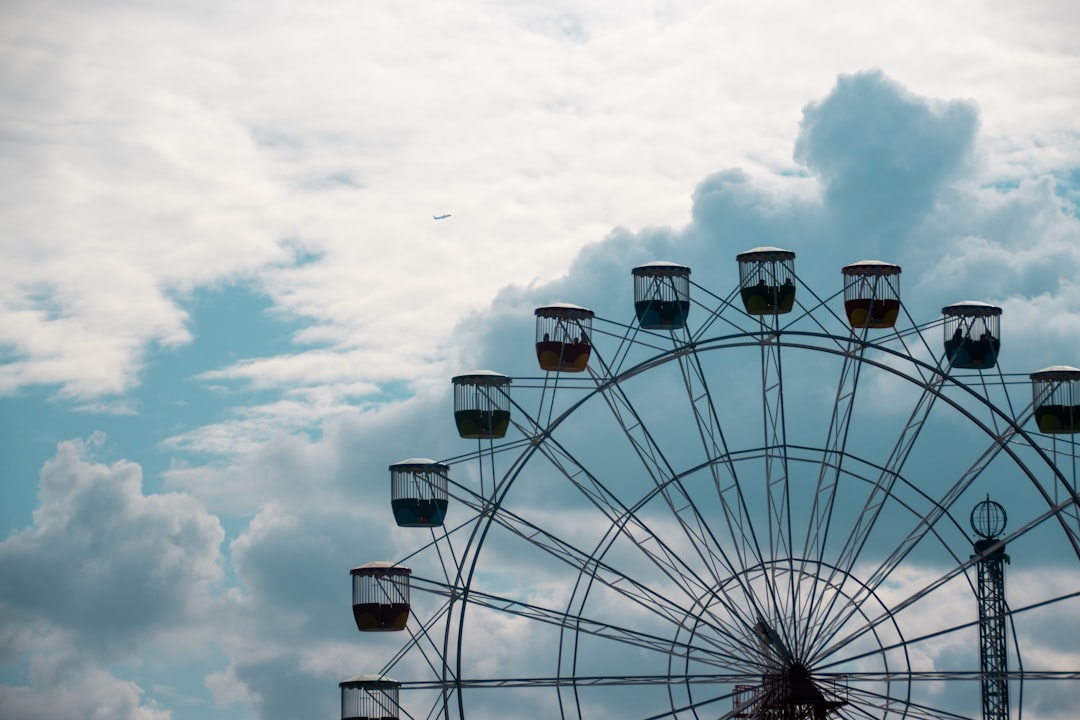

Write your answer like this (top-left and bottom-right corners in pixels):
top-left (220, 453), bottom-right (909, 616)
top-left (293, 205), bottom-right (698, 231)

top-left (971, 499), bottom-right (1010, 720)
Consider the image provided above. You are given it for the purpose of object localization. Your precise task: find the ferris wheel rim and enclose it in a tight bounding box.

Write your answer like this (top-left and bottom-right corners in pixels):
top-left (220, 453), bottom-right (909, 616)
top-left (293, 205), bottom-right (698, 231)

top-left (469, 328), bottom-right (1080, 560)
top-left (387, 322), bottom-right (1080, 719)
top-left (438, 325), bottom-right (1080, 718)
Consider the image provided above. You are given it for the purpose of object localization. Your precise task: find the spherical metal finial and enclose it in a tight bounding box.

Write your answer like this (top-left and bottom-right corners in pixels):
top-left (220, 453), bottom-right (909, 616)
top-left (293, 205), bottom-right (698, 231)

top-left (971, 497), bottom-right (1007, 539)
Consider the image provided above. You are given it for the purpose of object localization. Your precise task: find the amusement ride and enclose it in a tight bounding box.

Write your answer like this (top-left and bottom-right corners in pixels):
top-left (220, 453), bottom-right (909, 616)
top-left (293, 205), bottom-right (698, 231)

top-left (340, 249), bottom-right (1080, 720)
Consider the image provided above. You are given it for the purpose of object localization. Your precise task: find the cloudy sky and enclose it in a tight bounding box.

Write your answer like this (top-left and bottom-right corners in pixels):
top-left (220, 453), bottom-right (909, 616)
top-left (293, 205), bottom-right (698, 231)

top-left (2, 1), bottom-right (1080, 719)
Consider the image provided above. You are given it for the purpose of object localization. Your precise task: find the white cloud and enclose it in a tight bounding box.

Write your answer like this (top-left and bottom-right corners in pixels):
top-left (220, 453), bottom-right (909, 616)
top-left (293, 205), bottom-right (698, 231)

top-left (0, 432), bottom-right (405, 719)
top-left (0, 435), bottom-right (229, 718)
top-left (2, 1), bottom-right (1078, 405)
top-left (0, 434), bottom-right (224, 657)
top-left (0, 653), bottom-right (171, 720)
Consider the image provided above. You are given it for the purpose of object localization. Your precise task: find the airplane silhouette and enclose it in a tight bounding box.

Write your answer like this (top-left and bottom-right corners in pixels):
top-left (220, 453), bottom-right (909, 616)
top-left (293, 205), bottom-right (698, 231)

top-left (433, 214), bottom-right (451, 220)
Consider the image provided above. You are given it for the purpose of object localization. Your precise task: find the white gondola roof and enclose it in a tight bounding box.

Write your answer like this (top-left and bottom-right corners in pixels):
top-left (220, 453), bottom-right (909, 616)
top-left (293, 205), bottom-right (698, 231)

top-left (1031, 365), bottom-right (1080, 379)
top-left (942, 301), bottom-right (1002, 316)
top-left (535, 302), bottom-right (595, 318)
top-left (389, 457), bottom-right (447, 469)
top-left (736, 246), bottom-right (795, 262)
top-left (340, 674), bottom-right (400, 687)
top-left (452, 370), bottom-right (511, 385)
top-left (842, 259), bottom-right (902, 275)
top-left (350, 561), bottom-right (412, 574)
top-left (632, 261), bottom-right (691, 275)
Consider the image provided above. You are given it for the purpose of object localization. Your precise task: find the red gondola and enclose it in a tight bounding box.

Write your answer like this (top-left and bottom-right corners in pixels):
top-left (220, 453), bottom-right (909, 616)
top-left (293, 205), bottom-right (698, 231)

top-left (842, 260), bottom-right (901, 329)
top-left (535, 303), bottom-right (594, 372)
top-left (389, 459), bottom-right (448, 528)
top-left (350, 562), bottom-right (411, 632)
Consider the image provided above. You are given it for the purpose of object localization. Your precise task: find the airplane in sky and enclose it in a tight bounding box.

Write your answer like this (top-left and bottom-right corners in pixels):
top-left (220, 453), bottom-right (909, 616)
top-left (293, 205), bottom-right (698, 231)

top-left (433, 214), bottom-right (451, 220)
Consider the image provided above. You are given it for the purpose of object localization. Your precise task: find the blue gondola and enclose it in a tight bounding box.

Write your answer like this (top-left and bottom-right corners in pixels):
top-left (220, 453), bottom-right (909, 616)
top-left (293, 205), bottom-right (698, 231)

top-left (943, 302), bottom-right (1001, 369)
top-left (389, 459), bottom-right (448, 527)
top-left (632, 262), bottom-right (691, 329)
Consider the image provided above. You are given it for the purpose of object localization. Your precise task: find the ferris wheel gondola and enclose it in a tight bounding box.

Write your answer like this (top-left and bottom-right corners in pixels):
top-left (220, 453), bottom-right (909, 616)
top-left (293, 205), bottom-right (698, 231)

top-left (841, 260), bottom-right (901, 329)
top-left (632, 261), bottom-right (692, 329)
top-left (736, 247), bottom-right (796, 316)
top-left (943, 301), bottom-right (1002, 370)
top-left (535, 303), bottom-right (595, 372)
top-left (452, 372), bottom-right (512, 440)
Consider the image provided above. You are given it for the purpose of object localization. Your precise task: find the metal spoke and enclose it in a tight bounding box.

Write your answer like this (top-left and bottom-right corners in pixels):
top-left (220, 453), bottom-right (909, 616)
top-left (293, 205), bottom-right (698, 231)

top-left (807, 367), bottom-right (948, 655)
top-left (815, 493), bottom-right (1078, 663)
top-left (799, 326), bottom-right (870, 661)
top-left (411, 576), bottom-right (762, 674)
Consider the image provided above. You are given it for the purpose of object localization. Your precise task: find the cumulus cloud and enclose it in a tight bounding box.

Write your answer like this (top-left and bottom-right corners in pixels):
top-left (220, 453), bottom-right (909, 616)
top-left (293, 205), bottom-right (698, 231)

top-left (228, 655), bottom-right (337, 720)
top-left (191, 498), bottom-right (436, 720)
top-left (795, 70), bottom-right (979, 246)
top-left (0, 431), bottom-right (403, 719)
top-left (0, 436), bottom-right (227, 716)
top-left (454, 70), bottom-right (1074, 387)
top-left (227, 503), bottom-right (380, 643)
top-left (0, 434), bottom-right (226, 718)
top-left (4, 0), bottom-right (1077, 407)
top-left (0, 434), bottom-right (224, 656)
top-left (0, 653), bottom-right (171, 720)
top-left (0, 35), bottom-right (296, 399)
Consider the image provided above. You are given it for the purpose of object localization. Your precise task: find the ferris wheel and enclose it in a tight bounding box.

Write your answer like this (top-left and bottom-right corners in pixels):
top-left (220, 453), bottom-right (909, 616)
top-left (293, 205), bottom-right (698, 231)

top-left (343, 249), bottom-right (1080, 720)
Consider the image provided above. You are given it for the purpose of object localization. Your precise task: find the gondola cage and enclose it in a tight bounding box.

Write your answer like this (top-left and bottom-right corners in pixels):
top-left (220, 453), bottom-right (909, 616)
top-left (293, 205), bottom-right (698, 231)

top-left (351, 562), bottom-right (411, 632)
top-left (452, 371), bottom-right (511, 439)
top-left (535, 303), bottom-right (594, 372)
top-left (942, 302), bottom-right (1002, 369)
top-left (842, 260), bottom-right (902, 329)
top-left (340, 675), bottom-right (401, 720)
top-left (736, 247), bottom-right (796, 315)
top-left (1030, 366), bottom-right (1080, 434)
top-left (389, 459), bottom-right (448, 527)
top-left (632, 262), bottom-right (691, 329)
